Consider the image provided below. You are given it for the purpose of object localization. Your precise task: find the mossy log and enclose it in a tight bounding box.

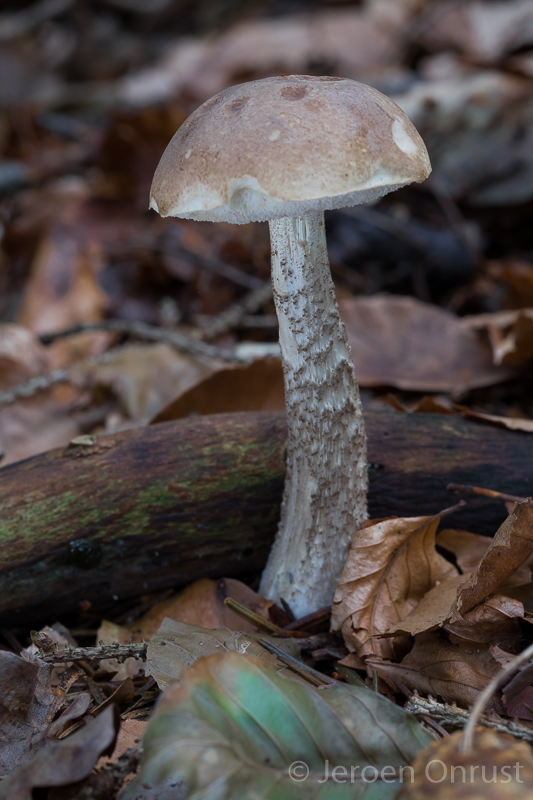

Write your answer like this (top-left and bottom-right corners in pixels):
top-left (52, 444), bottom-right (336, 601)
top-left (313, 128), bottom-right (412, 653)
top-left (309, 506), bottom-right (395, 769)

top-left (0, 410), bottom-right (530, 627)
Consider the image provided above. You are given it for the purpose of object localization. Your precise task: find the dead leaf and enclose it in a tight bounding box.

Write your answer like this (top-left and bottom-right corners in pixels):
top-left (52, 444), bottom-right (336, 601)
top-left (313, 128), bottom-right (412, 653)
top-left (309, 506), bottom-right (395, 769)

top-left (384, 577), bottom-right (524, 650)
top-left (112, 719), bottom-right (146, 761)
top-left (386, 573), bottom-right (466, 637)
top-left (0, 705), bottom-right (119, 800)
top-left (17, 205), bottom-right (109, 369)
top-left (0, 325), bottom-right (50, 389)
top-left (97, 578), bottom-right (272, 679)
top-left (389, 506), bottom-right (533, 638)
top-left (418, 0), bottom-right (533, 63)
top-left (146, 618), bottom-right (303, 690)
top-left (439, 527), bottom-right (533, 588)
top-left (331, 512), bottom-right (458, 659)
top-left (338, 295), bottom-right (513, 392)
top-left (90, 344), bottom-right (218, 428)
top-left (0, 651), bottom-right (63, 774)
top-left (153, 358), bottom-right (285, 422)
top-left (367, 631), bottom-right (504, 707)
top-left (119, 9), bottom-right (394, 106)
top-left (0, 386), bottom-right (89, 467)
top-left (451, 501), bottom-right (533, 619)
top-left (381, 392), bottom-right (533, 433)
top-left (455, 403), bottom-right (533, 433)
top-left (505, 687), bottom-right (533, 721)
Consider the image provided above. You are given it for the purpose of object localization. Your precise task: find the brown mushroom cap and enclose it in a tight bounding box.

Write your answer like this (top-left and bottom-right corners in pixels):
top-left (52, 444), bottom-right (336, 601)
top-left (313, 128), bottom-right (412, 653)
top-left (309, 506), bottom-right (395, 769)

top-left (150, 75), bottom-right (431, 224)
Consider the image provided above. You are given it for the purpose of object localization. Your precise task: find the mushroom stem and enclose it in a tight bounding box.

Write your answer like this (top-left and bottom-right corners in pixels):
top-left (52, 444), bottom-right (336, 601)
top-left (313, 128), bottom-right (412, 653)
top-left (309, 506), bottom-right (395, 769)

top-left (259, 210), bottom-right (367, 617)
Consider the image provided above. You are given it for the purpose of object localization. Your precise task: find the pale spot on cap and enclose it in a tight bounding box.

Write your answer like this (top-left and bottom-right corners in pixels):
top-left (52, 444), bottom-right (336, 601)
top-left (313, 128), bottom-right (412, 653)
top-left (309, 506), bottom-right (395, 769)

top-left (269, 129), bottom-right (281, 142)
top-left (392, 118), bottom-right (418, 156)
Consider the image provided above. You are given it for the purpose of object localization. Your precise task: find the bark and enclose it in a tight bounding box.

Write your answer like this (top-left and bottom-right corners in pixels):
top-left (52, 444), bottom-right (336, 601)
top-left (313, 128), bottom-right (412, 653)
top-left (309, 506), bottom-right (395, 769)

top-left (260, 212), bottom-right (367, 615)
top-left (0, 410), bottom-right (530, 627)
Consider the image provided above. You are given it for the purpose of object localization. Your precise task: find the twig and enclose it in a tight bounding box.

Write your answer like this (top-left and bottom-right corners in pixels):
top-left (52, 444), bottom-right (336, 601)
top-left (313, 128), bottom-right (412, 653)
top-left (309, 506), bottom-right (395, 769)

top-left (258, 639), bottom-right (340, 686)
top-left (462, 642), bottom-right (533, 753)
top-left (284, 605), bottom-right (331, 632)
top-left (406, 694), bottom-right (533, 745)
top-left (223, 597), bottom-right (283, 635)
top-left (38, 319), bottom-right (245, 362)
top-left (0, 351), bottom-right (117, 406)
top-left (35, 642), bottom-right (147, 664)
top-left (197, 282), bottom-right (273, 341)
top-left (447, 482), bottom-right (530, 505)
top-left (0, 320), bottom-right (248, 406)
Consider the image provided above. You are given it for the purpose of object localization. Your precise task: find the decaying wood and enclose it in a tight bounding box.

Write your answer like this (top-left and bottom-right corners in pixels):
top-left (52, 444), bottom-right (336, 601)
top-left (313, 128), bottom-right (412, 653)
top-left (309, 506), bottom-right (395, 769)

top-left (0, 410), bottom-right (530, 627)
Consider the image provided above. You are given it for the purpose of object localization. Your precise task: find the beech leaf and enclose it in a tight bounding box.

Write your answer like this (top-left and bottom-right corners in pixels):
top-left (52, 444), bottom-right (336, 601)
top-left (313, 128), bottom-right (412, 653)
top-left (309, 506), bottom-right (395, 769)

top-left (367, 632), bottom-right (505, 708)
top-left (123, 651), bottom-right (433, 800)
top-left (146, 618), bottom-right (303, 690)
top-left (331, 512), bottom-right (458, 659)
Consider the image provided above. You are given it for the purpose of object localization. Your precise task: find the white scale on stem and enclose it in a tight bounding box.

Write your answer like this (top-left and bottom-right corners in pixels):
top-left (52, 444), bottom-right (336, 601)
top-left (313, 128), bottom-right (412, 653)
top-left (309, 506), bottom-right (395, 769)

top-left (259, 210), bottom-right (368, 618)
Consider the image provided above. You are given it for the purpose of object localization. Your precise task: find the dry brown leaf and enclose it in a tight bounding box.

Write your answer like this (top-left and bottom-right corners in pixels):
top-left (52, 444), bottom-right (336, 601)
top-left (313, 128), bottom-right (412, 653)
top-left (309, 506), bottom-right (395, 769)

top-left (98, 578), bottom-right (272, 679)
top-left (0, 386), bottom-right (89, 467)
top-left (454, 403), bottom-right (533, 433)
top-left (153, 358), bottom-right (285, 422)
top-left (445, 595), bottom-right (524, 650)
top-left (0, 325), bottom-right (50, 389)
top-left (0, 706), bottom-right (119, 800)
top-left (121, 9), bottom-right (394, 106)
top-left (381, 392), bottom-right (533, 433)
top-left (90, 343), bottom-right (217, 427)
top-left (384, 576), bottom-right (524, 649)
top-left (331, 512), bottom-right (458, 660)
top-left (146, 618), bottom-right (303, 691)
top-left (451, 501), bottom-right (533, 619)
top-left (389, 506), bottom-right (533, 638)
top-left (111, 719), bottom-right (146, 761)
top-left (0, 651), bottom-right (69, 774)
top-left (17, 209), bottom-right (109, 369)
top-left (462, 307), bottom-right (533, 367)
top-left (418, 0), bottom-right (533, 63)
top-left (439, 527), bottom-right (533, 588)
top-left (438, 528), bottom-right (492, 573)
top-left (338, 296), bottom-right (513, 392)
top-left (367, 631), bottom-right (504, 707)
top-left (386, 574), bottom-right (466, 637)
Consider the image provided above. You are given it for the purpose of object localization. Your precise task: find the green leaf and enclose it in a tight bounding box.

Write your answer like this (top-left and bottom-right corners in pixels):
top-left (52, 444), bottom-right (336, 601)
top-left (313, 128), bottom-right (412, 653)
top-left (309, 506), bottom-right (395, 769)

top-left (124, 651), bottom-right (433, 800)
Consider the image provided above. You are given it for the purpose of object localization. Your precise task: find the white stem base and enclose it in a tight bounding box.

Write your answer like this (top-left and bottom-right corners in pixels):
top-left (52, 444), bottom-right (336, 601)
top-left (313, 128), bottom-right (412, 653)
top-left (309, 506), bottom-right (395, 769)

top-left (259, 211), bottom-right (367, 618)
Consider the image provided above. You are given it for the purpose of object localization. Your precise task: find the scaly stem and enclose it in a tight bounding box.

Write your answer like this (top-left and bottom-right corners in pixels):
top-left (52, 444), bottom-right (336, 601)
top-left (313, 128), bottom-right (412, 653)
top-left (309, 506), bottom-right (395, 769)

top-left (259, 210), bottom-right (367, 617)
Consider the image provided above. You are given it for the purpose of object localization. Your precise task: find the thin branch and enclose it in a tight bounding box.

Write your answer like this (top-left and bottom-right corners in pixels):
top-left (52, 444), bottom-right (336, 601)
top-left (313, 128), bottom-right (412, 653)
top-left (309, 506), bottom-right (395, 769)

top-left (406, 694), bottom-right (533, 745)
top-left (196, 282), bottom-right (274, 341)
top-left (36, 642), bottom-right (147, 664)
top-left (447, 482), bottom-right (530, 505)
top-left (0, 320), bottom-right (249, 406)
top-left (258, 638), bottom-right (340, 686)
top-left (38, 319), bottom-right (245, 362)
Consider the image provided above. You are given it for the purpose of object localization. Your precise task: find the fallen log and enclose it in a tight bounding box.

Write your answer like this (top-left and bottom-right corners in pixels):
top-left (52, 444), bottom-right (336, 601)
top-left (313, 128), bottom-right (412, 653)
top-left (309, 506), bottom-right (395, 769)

top-left (0, 410), bottom-right (530, 627)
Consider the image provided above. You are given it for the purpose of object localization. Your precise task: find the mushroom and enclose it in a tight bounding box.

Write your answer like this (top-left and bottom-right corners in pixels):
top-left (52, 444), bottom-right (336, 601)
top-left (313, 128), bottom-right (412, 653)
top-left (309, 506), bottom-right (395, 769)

top-left (150, 75), bottom-right (431, 618)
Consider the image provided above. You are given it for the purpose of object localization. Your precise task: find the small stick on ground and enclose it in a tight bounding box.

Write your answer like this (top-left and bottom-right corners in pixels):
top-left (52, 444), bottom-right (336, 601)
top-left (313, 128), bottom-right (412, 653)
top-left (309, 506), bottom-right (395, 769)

top-left (447, 482), bottom-right (530, 505)
top-left (223, 597), bottom-right (282, 634)
top-left (35, 642), bottom-right (147, 664)
top-left (259, 638), bottom-right (340, 686)
top-left (197, 282), bottom-right (273, 341)
top-left (406, 694), bottom-right (533, 745)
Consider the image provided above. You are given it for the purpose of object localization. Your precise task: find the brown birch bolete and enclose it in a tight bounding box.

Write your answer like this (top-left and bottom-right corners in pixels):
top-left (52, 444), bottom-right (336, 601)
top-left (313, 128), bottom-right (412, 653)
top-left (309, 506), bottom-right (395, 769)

top-left (149, 75), bottom-right (431, 617)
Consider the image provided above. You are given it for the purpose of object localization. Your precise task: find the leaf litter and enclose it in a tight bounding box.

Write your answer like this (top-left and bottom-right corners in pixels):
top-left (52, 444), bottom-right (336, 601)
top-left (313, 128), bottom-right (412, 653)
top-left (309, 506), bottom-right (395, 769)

top-left (3, 0), bottom-right (533, 796)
